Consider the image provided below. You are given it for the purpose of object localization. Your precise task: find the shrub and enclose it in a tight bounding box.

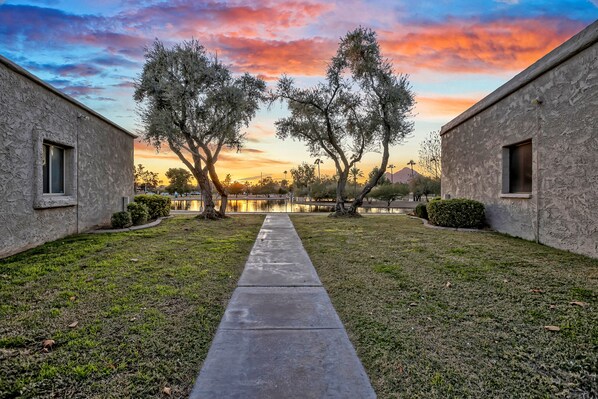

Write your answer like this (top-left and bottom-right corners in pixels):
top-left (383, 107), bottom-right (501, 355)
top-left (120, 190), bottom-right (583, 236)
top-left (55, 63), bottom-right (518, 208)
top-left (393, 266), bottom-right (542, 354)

top-left (134, 194), bottom-right (171, 219)
top-left (427, 198), bottom-right (485, 228)
top-left (111, 211), bottom-right (132, 229)
top-left (127, 202), bottom-right (149, 226)
top-left (415, 203), bottom-right (428, 219)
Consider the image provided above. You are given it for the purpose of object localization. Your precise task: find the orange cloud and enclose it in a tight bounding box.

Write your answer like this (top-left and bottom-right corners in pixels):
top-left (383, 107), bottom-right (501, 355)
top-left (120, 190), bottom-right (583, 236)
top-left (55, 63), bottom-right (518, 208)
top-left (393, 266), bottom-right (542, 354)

top-left (213, 35), bottom-right (336, 77)
top-left (380, 18), bottom-right (584, 73)
top-left (416, 95), bottom-right (480, 118)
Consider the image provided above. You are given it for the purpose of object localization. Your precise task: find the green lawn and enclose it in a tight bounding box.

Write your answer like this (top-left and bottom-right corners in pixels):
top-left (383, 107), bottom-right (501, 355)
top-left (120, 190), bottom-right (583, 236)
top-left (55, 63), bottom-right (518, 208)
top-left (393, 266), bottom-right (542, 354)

top-left (292, 215), bottom-right (598, 398)
top-left (0, 215), bottom-right (264, 398)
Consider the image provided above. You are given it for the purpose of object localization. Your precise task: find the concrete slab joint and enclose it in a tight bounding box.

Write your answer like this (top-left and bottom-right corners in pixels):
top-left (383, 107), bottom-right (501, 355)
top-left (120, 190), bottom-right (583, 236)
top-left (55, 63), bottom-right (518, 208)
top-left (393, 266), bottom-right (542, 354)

top-left (190, 214), bottom-right (376, 399)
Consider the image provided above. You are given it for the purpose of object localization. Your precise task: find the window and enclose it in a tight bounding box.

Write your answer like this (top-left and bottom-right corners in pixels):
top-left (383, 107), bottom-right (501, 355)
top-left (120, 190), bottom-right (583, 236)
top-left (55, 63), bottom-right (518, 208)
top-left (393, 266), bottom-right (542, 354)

top-left (42, 143), bottom-right (65, 194)
top-left (507, 140), bottom-right (532, 193)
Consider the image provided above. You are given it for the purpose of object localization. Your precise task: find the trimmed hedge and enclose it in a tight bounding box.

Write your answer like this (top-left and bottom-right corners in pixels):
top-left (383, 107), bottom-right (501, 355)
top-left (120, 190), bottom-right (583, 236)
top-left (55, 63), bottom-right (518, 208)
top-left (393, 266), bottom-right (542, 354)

top-left (134, 194), bottom-right (171, 220)
top-left (427, 198), bottom-right (485, 229)
top-left (415, 203), bottom-right (428, 219)
top-left (111, 211), bottom-right (132, 229)
top-left (127, 202), bottom-right (149, 226)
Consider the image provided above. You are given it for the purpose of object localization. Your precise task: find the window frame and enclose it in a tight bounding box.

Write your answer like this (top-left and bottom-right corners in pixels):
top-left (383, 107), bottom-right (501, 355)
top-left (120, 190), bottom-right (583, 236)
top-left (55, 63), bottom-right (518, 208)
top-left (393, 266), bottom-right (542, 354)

top-left (42, 143), bottom-right (66, 195)
top-left (501, 139), bottom-right (533, 199)
top-left (33, 132), bottom-right (77, 209)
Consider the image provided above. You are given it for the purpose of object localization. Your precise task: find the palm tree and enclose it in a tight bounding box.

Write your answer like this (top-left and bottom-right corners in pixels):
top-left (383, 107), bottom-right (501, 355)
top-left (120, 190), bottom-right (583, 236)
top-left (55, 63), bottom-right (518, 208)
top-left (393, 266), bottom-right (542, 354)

top-left (350, 166), bottom-right (363, 198)
top-left (314, 159), bottom-right (323, 180)
top-left (388, 164), bottom-right (395, 183)
top-left (407, 160), bottom-right (416, 178)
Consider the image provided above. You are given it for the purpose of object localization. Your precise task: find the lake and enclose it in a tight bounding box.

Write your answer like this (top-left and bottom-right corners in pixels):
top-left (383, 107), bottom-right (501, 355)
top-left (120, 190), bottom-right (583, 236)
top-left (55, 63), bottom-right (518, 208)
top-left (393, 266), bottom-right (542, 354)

top-left (171, 199), bottom-right (410, 214)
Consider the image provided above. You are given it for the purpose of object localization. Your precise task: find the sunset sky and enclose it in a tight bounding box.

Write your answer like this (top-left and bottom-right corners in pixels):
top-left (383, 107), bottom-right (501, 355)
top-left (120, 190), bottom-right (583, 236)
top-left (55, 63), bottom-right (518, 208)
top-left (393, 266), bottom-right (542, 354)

top-left (1, 1), bottom-right (597, 183)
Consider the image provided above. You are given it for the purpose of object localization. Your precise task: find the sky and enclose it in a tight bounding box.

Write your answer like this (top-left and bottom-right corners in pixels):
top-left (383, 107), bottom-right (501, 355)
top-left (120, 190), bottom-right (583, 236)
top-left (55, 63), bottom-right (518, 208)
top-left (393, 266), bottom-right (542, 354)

top-left (1, 0), bottom-right (597, 183)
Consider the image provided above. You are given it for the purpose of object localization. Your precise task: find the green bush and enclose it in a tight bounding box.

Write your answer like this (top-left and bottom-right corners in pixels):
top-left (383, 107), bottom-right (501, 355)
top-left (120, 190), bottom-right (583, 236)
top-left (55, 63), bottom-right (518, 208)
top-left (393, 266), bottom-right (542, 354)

top-left (427, 198), bottom-right (485, 228)
top-left (127, 202), bottom-right (149, 226)
top-left (134, 194), bottom-right (171, 220)
top-left (415, 203), bottom-right (428, 219)
top-left (111, 211), bottom-right (132, 229)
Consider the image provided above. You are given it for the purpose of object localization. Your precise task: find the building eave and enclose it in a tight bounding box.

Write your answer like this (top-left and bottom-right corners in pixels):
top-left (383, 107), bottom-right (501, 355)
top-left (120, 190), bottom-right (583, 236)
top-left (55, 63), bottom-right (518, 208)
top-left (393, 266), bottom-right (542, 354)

top-left (0, 54), bottom-right (138, 139)
top-left (440, 19), bottom-right (598, 137)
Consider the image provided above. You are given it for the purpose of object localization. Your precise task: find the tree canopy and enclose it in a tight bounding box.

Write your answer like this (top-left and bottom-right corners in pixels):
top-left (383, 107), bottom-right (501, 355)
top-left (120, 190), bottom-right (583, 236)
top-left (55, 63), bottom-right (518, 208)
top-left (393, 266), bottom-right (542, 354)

top-left (274, 27), bottom-right (414, 216)
top-left (134, 39), bottom-right (266, 218)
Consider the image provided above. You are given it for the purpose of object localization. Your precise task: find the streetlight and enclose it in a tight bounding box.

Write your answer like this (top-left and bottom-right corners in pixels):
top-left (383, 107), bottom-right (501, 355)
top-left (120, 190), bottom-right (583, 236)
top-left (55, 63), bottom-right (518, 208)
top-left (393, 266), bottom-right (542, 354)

top-left (388, 164), bottom-right (395, 183)
top-left (407, 160), bottom-right (416, 178)
top-left (314, 159), bottom-right (323, 180)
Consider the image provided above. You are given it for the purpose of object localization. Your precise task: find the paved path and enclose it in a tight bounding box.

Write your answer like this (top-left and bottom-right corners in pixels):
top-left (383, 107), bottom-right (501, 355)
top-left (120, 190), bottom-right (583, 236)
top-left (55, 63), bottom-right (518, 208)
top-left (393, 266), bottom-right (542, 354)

top-left (190, 214), bottom-right (376, 399)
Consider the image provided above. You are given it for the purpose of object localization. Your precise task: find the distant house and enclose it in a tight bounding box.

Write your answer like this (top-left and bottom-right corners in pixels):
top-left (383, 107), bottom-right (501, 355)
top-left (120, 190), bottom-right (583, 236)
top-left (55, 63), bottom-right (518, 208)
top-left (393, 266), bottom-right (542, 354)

top-left (0, 55), bottom-right (135, 258)
top-left (385, 167), bottom-right (421, 184)
top-left (440, 21), bottom-right (597, 258)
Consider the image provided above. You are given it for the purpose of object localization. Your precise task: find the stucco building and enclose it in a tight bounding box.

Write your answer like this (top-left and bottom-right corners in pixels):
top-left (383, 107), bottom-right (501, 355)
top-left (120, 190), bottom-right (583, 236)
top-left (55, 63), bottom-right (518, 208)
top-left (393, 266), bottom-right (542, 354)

top-left (0, 55), bottom-right (135, 258)
top-left (440, 20), bottom-right (598, 258)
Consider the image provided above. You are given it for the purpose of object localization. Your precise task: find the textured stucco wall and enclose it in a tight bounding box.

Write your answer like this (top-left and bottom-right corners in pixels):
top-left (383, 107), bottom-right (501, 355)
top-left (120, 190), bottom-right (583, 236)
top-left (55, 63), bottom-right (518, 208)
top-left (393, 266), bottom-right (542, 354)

top-left (0, 62), bottom-right (134, 258)
top-left (441, 42), bottom-right (598, 258)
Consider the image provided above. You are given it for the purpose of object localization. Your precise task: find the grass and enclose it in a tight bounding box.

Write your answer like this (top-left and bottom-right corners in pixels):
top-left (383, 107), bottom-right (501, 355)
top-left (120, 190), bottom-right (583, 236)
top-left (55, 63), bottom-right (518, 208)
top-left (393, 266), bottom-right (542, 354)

top-left (291, 215), bottom-right (598, 398)
top-left (0, 215), bottom-right (264, 398)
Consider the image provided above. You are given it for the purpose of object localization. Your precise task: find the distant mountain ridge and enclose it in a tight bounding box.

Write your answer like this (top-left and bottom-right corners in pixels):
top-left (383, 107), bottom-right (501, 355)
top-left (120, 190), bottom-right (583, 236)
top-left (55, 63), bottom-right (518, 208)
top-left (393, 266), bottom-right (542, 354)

top-left (384, 167), bottom-right (421, 184)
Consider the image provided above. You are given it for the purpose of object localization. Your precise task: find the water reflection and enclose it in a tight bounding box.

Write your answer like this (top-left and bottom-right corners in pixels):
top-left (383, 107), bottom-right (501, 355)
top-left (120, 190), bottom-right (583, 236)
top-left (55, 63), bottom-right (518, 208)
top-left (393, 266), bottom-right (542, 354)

top-left (171, 199), bottom-right (409, 214)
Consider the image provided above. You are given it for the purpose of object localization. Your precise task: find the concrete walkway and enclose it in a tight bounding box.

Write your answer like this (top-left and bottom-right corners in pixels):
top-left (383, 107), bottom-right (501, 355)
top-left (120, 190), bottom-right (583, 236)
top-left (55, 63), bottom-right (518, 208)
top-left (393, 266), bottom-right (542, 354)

top-left (190, 214), bottom-right (376, 399)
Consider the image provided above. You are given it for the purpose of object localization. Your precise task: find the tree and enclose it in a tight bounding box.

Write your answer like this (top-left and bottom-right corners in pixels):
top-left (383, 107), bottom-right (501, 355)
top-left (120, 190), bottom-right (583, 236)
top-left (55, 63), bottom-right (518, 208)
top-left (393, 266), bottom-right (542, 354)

top-left (371, 183), bottom-right (410, 206)
top-left (165, 167), bottom-right (192, 194)
top-left (418, 130), bottom-right (441, 179)
top-left (368, 166), bottom-right (390, 186)
top-left (409, 175), bottom-right (440, 201)
top-left (134, 39), bottom-right (266, 219)
top-left (349, 166), bottom-right (363, 198)
top-left (274, 27), bottom-right (414, 216)
top-left (290, 162), bottom-right (316, 190)
top-left (134, 164), bottom-right (160, 192)
top-left (223, 174), bottom-right (233, 189)
top-left (228, 181), bottom-right (245, 196)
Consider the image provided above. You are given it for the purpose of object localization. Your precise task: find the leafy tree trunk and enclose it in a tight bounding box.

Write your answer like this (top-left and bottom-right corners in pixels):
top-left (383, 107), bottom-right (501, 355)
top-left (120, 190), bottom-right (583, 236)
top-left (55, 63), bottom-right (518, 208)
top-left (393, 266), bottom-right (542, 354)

top-left (348, 130), bottom-right (391, 215)
top-left (333, 170), bottom-right (351, 216)
top-left (206, 161), bottom-right (228, 217)
top-left (194, 170), bottom-right (219, 219)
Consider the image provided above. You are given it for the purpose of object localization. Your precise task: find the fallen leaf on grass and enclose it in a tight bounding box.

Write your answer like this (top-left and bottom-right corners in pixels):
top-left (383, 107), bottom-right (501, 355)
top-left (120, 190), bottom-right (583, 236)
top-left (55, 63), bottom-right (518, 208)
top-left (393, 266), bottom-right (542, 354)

top-left (570, 301), bottom-right (588, 307)
top-left (130, 258), bottom-right (139, 262)
top-left (503, 279), bottom-right (509, 283)
top-left (544, 325), bottom-right (560, 332)
top-left (409, 302), bottom-right (417, 307)
top-left (549, 304), bottom-right (557, 310)
top-left (68, 321), bottom-right (78, 328)
top-left (445, 281), bottom-right (452, 288)
top-left (162, 387), bottom-right (172, 396)
top-left (530, 289), bottom-right (545, 293)
top-left (42, 339), bottom-right (55, 349)
top-left (69, 296), bottom-right (77, 302)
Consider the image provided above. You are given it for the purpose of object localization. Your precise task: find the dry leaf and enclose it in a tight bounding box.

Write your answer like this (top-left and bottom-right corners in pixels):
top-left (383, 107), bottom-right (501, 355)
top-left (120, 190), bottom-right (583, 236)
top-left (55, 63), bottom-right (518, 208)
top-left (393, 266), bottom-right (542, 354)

top-left (503, 279), bottom-right (509, 283)
top-left (42, 339), bottom-right (55, 349)
top-left (130, 258), bottom-right (139, 262)
top-left (42, 347), bottom-right (49, 353)
top-left (544, 325), bottom-right (560, 332)
top-left (409, 302), bottom-right (417, 307)
top-left (162, 387), bottom-right (172, 396)
top-left (69, 296), bottom-right (77, 302)
top-left (549, 304), bottom-right (557, 310)
top-left (445, 281), bottom-right (452, 288)
top-left (530, 289), bottom-right (545, 293)
top-left (68, 321), bottom-right (78, 328)
top-left (570, 301), bottom-right (588, 308)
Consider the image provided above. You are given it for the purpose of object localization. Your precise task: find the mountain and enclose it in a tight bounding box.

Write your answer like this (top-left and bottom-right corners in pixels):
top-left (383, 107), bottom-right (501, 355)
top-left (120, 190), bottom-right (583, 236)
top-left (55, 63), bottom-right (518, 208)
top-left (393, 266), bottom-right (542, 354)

top-left (384, 167), bottom-right (421, 184)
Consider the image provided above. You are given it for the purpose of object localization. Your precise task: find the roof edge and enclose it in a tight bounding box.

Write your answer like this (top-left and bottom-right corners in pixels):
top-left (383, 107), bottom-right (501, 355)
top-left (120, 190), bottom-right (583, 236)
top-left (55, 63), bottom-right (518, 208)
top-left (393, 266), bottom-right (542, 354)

top-left (440, 19), bottom-right (598, 136)
top-left (0, 54), bottom-right (137, 139)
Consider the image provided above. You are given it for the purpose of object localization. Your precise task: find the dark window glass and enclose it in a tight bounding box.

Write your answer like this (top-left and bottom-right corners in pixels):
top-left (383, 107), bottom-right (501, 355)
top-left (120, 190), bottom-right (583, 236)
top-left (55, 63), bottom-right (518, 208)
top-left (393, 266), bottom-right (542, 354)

top-left (42, 143), bottom-right (65, 194)
top-left (509, 141), bottom-right (532, 193)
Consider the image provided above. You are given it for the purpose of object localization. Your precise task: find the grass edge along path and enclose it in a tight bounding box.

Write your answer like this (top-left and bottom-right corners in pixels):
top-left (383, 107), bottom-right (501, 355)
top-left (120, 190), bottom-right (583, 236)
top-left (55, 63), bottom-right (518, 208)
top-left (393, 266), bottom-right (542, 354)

top-left (0, 215), bottom-right (264, 398)
top-left (292, 214), bottom-right (598, 399)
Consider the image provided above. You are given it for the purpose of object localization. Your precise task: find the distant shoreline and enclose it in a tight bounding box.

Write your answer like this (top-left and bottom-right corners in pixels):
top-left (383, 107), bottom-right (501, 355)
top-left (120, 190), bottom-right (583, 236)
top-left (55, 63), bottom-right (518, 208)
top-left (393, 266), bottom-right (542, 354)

top-left (168, 195), bottom-right (420, 209)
